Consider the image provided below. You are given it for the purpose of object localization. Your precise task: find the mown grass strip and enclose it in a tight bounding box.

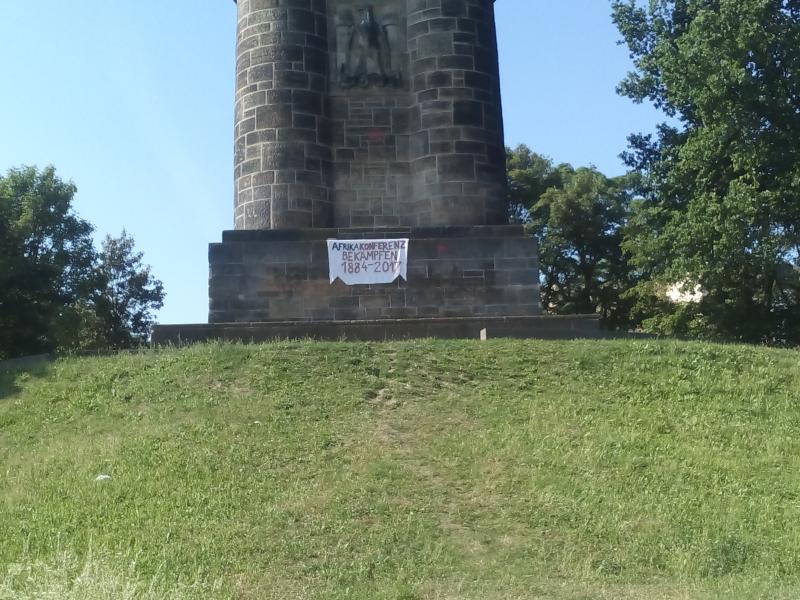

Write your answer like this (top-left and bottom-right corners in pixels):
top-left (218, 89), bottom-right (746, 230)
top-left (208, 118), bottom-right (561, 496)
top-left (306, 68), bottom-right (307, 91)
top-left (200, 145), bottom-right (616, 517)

top-left (1, 340), bottom-right (799, 598)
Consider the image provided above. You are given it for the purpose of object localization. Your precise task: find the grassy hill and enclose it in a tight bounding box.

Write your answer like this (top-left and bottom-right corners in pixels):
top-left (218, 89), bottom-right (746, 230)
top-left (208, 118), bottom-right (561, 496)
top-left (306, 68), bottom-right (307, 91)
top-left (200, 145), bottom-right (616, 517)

top-left (1, 339), bottom-right (800, 599)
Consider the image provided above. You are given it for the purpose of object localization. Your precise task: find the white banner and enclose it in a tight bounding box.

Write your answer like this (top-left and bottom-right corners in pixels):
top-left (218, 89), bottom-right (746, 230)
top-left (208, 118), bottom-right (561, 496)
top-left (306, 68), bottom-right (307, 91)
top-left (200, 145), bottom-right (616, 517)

top-left (327, 239), bottom-right (409, 285)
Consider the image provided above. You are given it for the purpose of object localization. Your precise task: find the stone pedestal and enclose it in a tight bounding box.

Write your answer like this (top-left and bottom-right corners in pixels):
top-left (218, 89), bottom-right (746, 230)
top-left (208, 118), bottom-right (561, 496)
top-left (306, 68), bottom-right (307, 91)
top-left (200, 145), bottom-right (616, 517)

top-left (208, 226), bottom-right (540, 323)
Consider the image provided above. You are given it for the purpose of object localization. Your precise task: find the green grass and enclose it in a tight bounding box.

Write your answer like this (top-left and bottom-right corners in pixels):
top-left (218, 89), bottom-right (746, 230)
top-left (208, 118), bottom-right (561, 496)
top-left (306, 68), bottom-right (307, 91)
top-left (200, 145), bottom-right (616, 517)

top-left (1, 339), bottom-right (800, 599)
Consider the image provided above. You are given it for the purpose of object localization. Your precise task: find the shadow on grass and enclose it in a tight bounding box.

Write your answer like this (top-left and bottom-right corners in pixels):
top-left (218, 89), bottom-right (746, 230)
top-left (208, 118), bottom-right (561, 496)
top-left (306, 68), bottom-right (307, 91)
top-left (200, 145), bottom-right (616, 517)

top-left (0, 354), bottom-right (52, 401)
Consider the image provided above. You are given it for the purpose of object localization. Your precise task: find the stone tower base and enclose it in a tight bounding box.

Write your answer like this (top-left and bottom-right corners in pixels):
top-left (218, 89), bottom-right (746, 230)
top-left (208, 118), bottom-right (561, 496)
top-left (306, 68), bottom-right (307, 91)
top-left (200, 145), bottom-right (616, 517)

top-left (151, 226), bottom-right (602, 344)
top-left (151, 314), bottom-right (602, 344)
top-left (208, 226), bottom-right (540, 323)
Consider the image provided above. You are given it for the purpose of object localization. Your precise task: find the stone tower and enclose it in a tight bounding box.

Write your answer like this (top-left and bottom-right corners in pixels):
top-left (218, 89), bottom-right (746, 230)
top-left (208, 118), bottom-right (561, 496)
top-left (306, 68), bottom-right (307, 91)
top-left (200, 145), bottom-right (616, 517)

top-left (194, 0), bottom-right (550, 332)
top-left (232, 0), bottom-right (507, 230)
top-left (151, 1), bottom-right (604, 342)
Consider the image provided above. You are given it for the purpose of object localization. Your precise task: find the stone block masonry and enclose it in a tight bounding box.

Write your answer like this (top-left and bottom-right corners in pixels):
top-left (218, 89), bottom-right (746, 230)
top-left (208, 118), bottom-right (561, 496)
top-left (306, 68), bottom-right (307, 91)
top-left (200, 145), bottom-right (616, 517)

top-left (208, 225), bottom-right (541, 323)
top-left (234, 0), bottom-right (333, 229)
top-left (233, 0), bottom-right (507, 230)
top-left (406, 0), bottom-right (507, 226)
top-left (152, 315), bottom-right (603, 344)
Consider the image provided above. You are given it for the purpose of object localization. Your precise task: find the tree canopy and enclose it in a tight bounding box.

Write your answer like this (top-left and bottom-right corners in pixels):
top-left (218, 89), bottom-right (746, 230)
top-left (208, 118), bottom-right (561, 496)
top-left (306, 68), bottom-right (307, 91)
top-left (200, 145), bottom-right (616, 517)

top-left (96, 231), bottom-right (165, 349)
top-left (507, 146), bottom-right (637, 328)
top-left (612, 0), bottom-right (800, 343)
top-left (0, 166), bottom-right (165, 358)
top-left (0, 167), bottom-right (96, 357)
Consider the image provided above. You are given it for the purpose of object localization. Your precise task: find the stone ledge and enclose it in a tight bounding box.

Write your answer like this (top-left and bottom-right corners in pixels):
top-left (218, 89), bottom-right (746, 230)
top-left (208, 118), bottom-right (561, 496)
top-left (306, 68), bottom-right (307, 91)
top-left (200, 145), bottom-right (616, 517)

top-left (221, 225), bottom-right (529, 243)
top-left (152, 315), bottom-right (602, 345)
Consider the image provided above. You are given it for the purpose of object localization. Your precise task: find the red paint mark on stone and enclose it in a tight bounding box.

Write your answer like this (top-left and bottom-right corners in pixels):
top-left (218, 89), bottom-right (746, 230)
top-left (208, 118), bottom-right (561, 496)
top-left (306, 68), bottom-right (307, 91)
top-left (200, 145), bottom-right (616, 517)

top-left (437, 243), bottom-right (449, 255)
top-left (368, 129), bottom-right (386, 143)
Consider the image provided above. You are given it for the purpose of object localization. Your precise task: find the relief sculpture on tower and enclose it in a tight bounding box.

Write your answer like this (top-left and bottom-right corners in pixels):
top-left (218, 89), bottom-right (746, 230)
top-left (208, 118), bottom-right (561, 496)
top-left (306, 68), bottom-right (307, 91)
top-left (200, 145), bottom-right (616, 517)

top-left (336, 5), bottom-right (403, 89)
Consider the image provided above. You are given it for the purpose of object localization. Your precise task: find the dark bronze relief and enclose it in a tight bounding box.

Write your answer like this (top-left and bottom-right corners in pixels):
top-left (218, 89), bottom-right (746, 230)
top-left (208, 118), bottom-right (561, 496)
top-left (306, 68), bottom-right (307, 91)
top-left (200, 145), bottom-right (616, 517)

top-left (337, 5), bottom-right (402, 89)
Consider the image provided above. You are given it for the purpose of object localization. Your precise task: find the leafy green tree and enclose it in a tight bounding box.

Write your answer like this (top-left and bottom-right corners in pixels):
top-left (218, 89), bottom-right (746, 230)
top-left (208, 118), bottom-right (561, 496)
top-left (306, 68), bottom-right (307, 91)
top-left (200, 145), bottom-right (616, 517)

top-left (506, 145), bottom-right (565, 223)
top-left (94, 231), bottom-right (165, 349)
top-left (613, 0), bottom-right (800, 344)
top-left (0, 166), bottom-right (97, 358)
top-left (506, 146), bottom-right (637, 328)
top-left (535, 167), bottom-right (637, 327)
top-left (0, 166), bottom-right (165, 357)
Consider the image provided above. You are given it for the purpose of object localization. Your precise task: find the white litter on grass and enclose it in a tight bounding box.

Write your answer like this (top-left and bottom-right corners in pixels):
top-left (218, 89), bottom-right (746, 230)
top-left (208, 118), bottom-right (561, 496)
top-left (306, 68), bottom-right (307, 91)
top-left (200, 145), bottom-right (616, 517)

top-left (94, 475), bottom-right (112, 482)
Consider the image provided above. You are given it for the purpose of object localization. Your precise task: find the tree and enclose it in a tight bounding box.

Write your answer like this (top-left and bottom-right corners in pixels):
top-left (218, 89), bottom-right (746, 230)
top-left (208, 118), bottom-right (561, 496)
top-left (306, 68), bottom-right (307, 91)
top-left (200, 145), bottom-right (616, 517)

top-left (506, 146), bottom-right (638, 328)
top-left (0, 166), bottom-right (165, 357)
top-left (535, 168), bottom-right (637, 327)
top-left (506, 145), bottom-right (565, 223)
top-left (94, 231), bottom-right (165, 349)
top-left (0, 166), bottom-right (97, 358)
top-left (613, 0), bottom-right (800, 344)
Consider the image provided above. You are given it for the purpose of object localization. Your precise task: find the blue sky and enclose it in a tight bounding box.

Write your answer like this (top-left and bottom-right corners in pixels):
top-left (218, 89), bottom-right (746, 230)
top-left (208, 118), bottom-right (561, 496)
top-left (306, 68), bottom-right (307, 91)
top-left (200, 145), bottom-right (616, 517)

top-left (0, 1), bottom-right (663, 325)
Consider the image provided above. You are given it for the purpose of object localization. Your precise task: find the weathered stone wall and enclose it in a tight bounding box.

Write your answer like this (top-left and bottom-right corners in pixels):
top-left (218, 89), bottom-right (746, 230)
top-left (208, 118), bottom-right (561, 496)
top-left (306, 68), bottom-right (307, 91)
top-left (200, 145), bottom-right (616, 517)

top-left (407, 0), bottom-right (507, 226)
top-left (328, 0), bottom-right (415, 228)
top-left (154, 315), bottom-right (603, 344)
top-left (330, 92), bottom-right (415, 228)
top-left (234, 0), bottom-right (333, 229)
top-left (209, 226), bottom-right (540, 322)
top-left (233, 0), bottom-right (507, 230)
